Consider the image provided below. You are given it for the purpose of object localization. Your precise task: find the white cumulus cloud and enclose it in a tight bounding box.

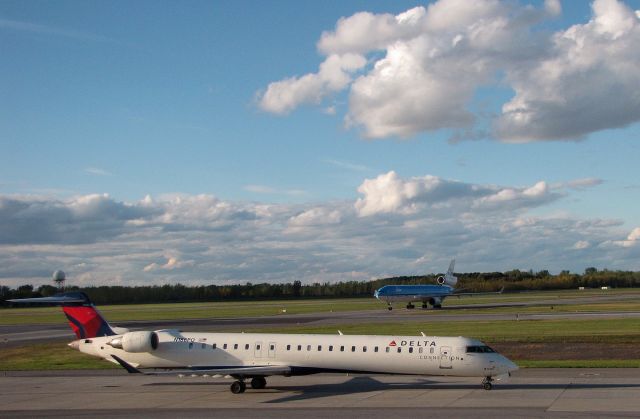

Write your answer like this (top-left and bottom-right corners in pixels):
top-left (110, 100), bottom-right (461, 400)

top-left (495, 0), bottom-right (640, 141)
top-left (0, 174), bottom-right (634, 287)
top-left (257, 53), bottom-right (366, 115)
top-left (258, 0), bottom-right (640, 142)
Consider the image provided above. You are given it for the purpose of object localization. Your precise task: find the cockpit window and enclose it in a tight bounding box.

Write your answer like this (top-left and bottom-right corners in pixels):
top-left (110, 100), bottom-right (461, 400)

top-left (466, 345), bottom-right (495, 353)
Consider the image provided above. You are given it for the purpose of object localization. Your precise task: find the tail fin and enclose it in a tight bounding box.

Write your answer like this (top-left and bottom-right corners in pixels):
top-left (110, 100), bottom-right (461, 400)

top-left (436, 259), bottom-right (458, 287)
top-left (447, 259), bottom-right (455, 275)
top-left (8, 292), bottom-right (115, 339)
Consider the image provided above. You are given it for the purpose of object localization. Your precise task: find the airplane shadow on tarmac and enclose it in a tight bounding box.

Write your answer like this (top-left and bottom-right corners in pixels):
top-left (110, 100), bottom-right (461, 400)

top-left (144, 376), bottom-right (640, 403)
top-left (264, 378), bottom-right (640, 403)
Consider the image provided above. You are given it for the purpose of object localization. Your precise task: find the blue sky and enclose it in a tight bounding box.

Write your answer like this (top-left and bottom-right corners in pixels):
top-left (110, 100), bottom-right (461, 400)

top-left (1, 0), bottom-right (640, 286)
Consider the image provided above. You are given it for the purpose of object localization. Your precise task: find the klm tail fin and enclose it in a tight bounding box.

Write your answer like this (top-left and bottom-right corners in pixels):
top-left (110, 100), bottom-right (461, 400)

top-left (447, 259), bottom-right (455, 275)
top-left (8, 292), bottom-right (116, 339)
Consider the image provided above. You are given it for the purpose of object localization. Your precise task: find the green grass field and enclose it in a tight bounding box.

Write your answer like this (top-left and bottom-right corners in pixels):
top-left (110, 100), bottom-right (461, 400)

top-left (0, 343), bottom-right (116, 370)
top-left (2, 288), bottom-right (639, 325)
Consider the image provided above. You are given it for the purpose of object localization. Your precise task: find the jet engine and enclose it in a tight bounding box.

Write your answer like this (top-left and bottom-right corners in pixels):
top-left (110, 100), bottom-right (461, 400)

top-left (436, 273), bottom-right (458, 286)
top-left (107, 331), bottom-right (159, 353)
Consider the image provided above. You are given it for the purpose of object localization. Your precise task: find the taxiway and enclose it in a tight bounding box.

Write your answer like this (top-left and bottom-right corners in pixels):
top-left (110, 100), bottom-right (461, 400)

top-left (1, 369), bottom-right (639, 417)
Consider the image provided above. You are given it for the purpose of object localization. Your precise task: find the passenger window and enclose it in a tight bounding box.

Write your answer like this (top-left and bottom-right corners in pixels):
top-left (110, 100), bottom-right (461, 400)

top-left (397, 347), bottom-right (402, 353)
top-left (287, 344), bottom-right (291, 351)
top-left (419, 348), bottom-right (423, 353)
top-left (351, 346), bottom-right (356, 352)
top-left (409, 347), bottom-right (413, 353)
top-left (374, 347), bottom-right (378, 353)
top-left (430, 348), bottom-right (434, 354)
top-left (329, 345), bottom-right (333, 351)
top-left (318, 345), bottom-right (322, 351)
top-left (201, 343), bottom-right (206, 349)
top-left (340, 346), bottom-right (345, 352)
top-left (212, 343), bottom-right (217, 349)
top-left (386, 347), bottom-right (390, 353)
top-left (234, 344), bottom-right (238, 350)
top-left (307, 345), bottom-right (311, 351)
top-left (270, 345), bottom-right (275, 350)
top-left (297, 345), bottom-right (302, 351)
top-left (188, 343), bottom-right (193, 349)
top-left (223, 343), bottom-right (228, 349)
top-left (363, 346), bottom-right (367, 352)
top-left (245, 344), bottom-right (249, 350)
top-left (257, 344), bottom-right (261, 350)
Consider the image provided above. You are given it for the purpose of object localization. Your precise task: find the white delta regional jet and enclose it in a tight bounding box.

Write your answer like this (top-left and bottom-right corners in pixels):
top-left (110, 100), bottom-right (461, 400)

top-left (9, 292), bottom-right (518, 393)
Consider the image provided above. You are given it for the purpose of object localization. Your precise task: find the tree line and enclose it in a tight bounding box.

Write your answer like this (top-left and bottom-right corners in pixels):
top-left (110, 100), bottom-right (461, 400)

top-left (2, 267), bottom-right (639, 306)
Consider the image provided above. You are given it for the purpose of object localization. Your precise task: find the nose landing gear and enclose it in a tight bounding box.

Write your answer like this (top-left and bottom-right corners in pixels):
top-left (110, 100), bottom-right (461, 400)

top-left (482, 376), bottom-right (493, 390)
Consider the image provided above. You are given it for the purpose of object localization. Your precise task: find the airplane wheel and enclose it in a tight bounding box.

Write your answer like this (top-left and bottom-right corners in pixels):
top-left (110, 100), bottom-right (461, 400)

top-left (251, 377), bottom-right (266, 389)
top-left (482, 377), bottom-right (493, 390)
top-left (406, 304), bottom-right (415, 309)
top-left (387, 306), bottom-right (393, 311)
top-left (421, 304), bottom-right (428, 309)
top-left (230, 380), bottom-right (246, 394)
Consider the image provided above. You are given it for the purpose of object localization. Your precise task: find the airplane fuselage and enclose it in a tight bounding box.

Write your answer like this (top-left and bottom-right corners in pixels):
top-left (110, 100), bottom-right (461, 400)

top-left (374, 284), bottom-right (453, 306)
top-left (76, 330), bottom-right (516, 378)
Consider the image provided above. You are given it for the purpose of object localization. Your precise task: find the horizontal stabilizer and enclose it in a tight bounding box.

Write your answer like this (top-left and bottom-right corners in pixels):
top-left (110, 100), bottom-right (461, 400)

top-left (7, 292), bottom-right (92, 306)
top-left (452, 287), bottom-right (504, 297)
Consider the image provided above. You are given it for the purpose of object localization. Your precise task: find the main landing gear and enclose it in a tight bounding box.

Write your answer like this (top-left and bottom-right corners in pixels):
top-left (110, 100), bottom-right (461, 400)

top-left (230, 380), bottom-right (246, 394)
top-left (482, 376), bottom-right (493, 390)
top-left (387, 304), bottom-right (393, 311)
top-left (251, 377), bottom-right (266, 389)
top-left (230, 377), bottom-right (267, 394)
top-left (406, 303), bottom-right (415, 309)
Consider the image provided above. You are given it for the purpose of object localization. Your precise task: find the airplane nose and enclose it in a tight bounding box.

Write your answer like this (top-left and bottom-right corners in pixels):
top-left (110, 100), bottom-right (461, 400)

top-left (68, 340), bottom-right (80, 350)
top-left (506, 359), bottom-right (519, 373)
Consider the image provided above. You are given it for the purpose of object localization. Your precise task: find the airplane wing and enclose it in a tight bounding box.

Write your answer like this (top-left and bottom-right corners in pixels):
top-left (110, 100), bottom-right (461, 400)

top-left (111, 355), bottom-right (291, 376)
top-left (450, 287), bottom-right (504, 297)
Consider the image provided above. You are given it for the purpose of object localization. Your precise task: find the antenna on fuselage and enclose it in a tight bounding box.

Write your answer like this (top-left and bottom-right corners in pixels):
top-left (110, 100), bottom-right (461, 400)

top-left (338, 330), bottom-right (343, 335)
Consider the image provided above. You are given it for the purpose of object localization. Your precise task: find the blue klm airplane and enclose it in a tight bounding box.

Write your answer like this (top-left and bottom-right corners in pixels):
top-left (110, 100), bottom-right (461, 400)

top-left (374, 260), bottom-right (500, 310)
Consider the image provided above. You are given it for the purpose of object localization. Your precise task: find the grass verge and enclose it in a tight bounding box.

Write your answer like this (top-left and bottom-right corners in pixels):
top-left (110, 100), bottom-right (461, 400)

top-left (0, 343), bottom-right (117, 370)
top-left (3, 289), bottom-right (640, 325)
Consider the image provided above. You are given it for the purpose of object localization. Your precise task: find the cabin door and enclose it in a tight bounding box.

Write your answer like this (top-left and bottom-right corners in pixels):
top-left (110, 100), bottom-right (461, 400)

top-left (254, 341), bottom-right (263, 358)
top-left (439, 346), bottom-right (452, 369)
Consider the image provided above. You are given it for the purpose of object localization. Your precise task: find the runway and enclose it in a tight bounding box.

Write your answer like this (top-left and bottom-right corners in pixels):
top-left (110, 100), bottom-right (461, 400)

top-left (1, 369), bottom-right (639, 417)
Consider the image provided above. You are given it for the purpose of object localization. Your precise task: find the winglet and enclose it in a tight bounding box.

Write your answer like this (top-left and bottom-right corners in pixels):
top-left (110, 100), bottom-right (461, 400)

top-left (111, 355), bottom-right (142, 374)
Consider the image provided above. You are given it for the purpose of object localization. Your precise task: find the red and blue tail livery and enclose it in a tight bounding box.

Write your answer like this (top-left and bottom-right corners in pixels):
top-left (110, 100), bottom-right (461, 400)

top-left (8, 292), bottom-right (115, 339)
